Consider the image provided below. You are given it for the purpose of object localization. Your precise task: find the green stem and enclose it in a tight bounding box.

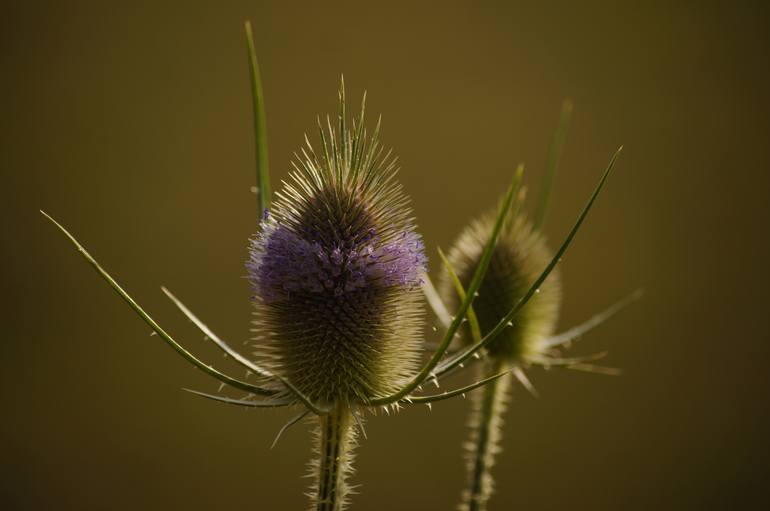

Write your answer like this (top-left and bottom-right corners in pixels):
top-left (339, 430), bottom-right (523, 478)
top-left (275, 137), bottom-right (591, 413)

top-left (314, 402), bottom-right (356, 511)
top-left (462, 359), bottom-right (511, 511)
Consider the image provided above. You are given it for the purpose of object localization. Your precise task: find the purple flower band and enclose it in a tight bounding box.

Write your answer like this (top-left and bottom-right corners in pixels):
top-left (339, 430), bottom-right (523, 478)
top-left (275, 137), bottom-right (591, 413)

top-left (248, 222), bottom-right (427, 303)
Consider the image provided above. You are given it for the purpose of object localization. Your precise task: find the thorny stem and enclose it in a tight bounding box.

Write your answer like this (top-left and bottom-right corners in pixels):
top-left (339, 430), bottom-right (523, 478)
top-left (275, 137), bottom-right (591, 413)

top-left (314, 402), bottom-right (356, 511)
top-left (462, 359), bottom-right (511, 511)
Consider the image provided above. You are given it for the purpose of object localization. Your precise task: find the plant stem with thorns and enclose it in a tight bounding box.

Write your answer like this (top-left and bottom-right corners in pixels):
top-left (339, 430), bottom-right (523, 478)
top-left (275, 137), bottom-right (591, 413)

top-left (314, 403), bottom-right (357, 511)
top-left (462, 359), bottom-right (511, 511)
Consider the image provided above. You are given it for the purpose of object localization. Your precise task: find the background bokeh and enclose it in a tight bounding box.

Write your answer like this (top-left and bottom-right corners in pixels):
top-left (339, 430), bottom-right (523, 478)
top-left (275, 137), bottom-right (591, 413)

top-left (3, 1), bottom-right (769, 509)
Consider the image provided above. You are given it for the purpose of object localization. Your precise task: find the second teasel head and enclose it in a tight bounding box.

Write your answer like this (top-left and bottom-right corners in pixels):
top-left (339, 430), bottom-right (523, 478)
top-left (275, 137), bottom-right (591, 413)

top-left (439, 209), bottom-right (562, 362)
top-left (247, 94), bottom-right (427, 406)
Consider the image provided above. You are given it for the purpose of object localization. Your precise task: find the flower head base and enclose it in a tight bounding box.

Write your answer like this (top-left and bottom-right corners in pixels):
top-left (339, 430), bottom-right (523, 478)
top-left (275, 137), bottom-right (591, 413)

top-left (247, 89), bottom-right (427, 405)
top-left (440, 213), bottom-right (561, 362)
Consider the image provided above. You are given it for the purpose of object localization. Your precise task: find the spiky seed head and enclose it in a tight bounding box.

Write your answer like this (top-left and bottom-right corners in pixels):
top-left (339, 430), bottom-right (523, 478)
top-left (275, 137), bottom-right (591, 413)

top-left (247, 88), bottom-right (426, 406)
top-left (440, 212), bottom-right (562, 362)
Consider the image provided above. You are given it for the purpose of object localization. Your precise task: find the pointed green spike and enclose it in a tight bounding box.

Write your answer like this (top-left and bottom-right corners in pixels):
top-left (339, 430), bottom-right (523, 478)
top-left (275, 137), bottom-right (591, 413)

top-left (438, 247), bottom-right (482, 344)
top-left (182, 388), bottom-right (293, 408)
top-left (404, 370), bottom-right (509, 404)
top-left (434, 147), bottom-right (622, 378)
top-left (41, 211), bottom-right (275, 396)
top-left (244, 20), bottom-right (271, 214)
top-left (534, 99), bottom-right (573, 231)
top-left (368, 165), bottom-right (524, 406)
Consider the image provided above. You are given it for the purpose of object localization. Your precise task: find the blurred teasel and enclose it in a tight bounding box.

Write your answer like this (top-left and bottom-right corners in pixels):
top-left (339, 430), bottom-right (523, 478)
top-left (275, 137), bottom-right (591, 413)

top-left (440, 212), bottom-right (563, 365)
top-left (429, 102), bottom-right (640, 511)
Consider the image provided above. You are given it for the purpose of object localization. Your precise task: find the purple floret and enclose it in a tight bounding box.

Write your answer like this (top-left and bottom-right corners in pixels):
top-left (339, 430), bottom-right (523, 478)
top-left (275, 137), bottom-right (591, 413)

top-left (248, 222), bottom-right (427, 304)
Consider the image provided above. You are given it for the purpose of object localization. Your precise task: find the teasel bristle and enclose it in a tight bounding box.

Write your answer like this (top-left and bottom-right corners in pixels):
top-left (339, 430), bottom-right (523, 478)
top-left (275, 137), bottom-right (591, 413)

top-left (246, 84), bottom-right (427, 407)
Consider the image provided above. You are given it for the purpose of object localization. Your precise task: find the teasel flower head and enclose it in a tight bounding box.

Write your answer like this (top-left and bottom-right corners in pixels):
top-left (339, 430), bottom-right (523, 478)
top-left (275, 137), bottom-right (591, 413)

top-left (246, 90), bottom-right (427, 406)
top-left (439, 211), bottom-right (562, 363)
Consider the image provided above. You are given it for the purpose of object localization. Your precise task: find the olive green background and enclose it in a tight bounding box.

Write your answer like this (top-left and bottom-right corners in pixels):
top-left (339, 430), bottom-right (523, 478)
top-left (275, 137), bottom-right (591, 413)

top-left (3, 1), bottom-right (769, 509)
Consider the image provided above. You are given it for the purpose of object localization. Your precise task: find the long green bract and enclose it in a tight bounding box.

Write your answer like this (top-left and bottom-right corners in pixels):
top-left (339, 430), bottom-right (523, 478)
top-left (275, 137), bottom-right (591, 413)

top-left (438, 247), bottom-right (482, 344)
top-left (543, 289), bottom-right (642, 348)
top-left (160, 287), bottom-right (333, 415)
top-left (245, 21), bottom-right (271, 213)
top-left (41, 211), bottom-right (275, 396)
top-left (182, 388), bottom-right (293, 408)
top-left (404, 371), bottom-right (508, 404)
top-left (534, 99), bottom-right (573, 231)
top-left (161, 286), bottom-right (274, 379)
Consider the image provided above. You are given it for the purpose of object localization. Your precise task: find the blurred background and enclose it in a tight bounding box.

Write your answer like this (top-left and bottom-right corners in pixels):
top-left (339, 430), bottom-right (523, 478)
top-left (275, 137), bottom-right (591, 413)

top-left (3, 1), bottom-right (769, 509)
